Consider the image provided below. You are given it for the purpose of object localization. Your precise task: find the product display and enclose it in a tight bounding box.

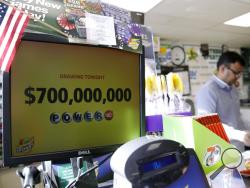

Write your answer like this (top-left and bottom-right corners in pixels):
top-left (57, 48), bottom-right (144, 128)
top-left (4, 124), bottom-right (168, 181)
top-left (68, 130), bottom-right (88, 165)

top-left (194, 114), bottom-right (230, 143)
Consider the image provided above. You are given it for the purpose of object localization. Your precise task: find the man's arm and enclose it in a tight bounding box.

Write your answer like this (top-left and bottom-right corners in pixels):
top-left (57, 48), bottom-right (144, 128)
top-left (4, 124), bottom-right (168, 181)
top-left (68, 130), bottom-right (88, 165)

top-left (223, 123), bottom-right (250, 147)
top-left (196, 85), bottom-right (217, 115)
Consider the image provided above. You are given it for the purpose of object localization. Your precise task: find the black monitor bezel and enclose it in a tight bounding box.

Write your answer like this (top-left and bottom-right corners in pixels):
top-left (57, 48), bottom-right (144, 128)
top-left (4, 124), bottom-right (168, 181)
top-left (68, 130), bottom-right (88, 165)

top-left (2, 39), bottom-right (145, 166)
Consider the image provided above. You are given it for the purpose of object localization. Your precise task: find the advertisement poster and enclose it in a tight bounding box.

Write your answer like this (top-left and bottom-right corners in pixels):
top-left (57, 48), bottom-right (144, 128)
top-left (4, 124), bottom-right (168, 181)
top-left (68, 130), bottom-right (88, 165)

top-left (85, 12), bottom-right (116, 45)
top-left (185, 46), bottom-right (217, 99)
top-left (140, 25), bottom-right (154, 60)
top-left (4, 0), bottom-right (142, 53)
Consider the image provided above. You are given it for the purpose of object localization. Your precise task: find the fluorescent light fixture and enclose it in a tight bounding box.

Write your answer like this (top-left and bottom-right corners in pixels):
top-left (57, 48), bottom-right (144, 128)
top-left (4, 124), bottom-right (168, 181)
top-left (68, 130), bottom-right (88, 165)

top-left (101, 0), bottom-right (162, 13)
top-left (224, 12), bottom-right (250, 27)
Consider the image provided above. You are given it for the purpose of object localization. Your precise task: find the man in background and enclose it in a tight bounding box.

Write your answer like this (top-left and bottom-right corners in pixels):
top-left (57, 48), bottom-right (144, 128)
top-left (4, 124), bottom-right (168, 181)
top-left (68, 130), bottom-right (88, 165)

top-left (196, 51), bottom-right (250, 151)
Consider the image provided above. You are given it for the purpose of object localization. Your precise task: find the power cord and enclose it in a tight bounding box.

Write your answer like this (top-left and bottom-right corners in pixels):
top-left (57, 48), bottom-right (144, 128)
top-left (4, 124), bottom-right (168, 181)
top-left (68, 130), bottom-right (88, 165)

top-left (66, 153), bottom-right (113, 188)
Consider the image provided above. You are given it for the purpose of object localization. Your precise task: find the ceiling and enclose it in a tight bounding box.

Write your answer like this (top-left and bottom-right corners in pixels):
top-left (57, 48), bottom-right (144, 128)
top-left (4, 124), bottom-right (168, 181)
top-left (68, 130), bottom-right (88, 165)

top-left (144, 0), bottom-right (250, 48)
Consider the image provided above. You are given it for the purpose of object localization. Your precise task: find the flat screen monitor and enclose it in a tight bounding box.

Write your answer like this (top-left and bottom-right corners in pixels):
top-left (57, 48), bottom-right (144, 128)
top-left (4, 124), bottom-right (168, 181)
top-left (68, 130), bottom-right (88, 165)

top-left (2, 40), bottom-right (145, 166)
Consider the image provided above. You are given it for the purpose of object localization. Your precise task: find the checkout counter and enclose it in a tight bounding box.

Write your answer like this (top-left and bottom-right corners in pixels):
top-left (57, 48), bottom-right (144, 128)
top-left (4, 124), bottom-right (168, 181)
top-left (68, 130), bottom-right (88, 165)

top-left (142, 114), bottom-right (250, 188)
top-left (111, 136), bottom-right (210, 188)
top-left (110, 135), bottom-right (250, 188)
top-left (0, 136), bottom-right (249, 188)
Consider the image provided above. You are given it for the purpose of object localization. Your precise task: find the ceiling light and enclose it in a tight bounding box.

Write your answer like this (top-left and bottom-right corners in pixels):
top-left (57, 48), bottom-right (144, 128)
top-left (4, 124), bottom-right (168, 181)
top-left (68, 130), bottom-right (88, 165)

top-left (101, 0), bottom-right (162, 13)
top-left (224, 12), bottom-right (250, 27)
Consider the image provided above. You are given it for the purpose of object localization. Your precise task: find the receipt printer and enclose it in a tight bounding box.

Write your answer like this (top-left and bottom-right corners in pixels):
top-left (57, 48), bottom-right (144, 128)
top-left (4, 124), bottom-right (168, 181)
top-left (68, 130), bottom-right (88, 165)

top-left (110, 136), bottom-right (189, 188)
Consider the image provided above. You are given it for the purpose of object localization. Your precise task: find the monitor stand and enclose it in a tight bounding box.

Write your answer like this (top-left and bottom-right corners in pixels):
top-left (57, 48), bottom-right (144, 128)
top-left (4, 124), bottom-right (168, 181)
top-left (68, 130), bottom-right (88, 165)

top-left (66, 156), bottom-right (98, 188)
top-left (16, 156), bottom-right (98, 188)
top-left (16, 165), bottom-right (42, 188)
top-left (50, 156), bottom-right (98, 188)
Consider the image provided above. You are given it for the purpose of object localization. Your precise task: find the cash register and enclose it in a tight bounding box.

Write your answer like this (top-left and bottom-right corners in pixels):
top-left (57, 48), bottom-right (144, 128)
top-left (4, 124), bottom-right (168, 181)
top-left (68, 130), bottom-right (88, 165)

top-left (110, 136), bottom-right (210, 188)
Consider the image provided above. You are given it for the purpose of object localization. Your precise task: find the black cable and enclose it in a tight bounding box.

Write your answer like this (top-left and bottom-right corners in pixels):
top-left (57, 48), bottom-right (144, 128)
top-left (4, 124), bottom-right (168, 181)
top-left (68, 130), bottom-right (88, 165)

top-left (80, 153), bottom-right (113, 178)
top-left (66, 153), bottom-right (114, 188)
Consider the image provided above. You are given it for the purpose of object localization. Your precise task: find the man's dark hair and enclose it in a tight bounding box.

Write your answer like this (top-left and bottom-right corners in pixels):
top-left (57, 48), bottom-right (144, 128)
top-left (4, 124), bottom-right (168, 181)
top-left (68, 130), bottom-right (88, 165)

top-left (217, 51), bottom-right (245, 69)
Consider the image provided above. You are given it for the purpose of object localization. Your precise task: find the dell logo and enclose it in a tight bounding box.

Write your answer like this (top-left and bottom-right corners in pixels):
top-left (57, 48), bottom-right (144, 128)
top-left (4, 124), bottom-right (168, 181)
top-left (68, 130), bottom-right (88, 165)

top-left (78, 150), bottom-right (91, 155)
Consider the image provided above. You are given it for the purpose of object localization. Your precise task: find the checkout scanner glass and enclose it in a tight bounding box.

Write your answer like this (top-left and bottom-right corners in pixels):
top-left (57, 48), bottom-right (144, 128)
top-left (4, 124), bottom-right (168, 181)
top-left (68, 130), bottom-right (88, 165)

top-left (2, 40), bottom-right (145, 166)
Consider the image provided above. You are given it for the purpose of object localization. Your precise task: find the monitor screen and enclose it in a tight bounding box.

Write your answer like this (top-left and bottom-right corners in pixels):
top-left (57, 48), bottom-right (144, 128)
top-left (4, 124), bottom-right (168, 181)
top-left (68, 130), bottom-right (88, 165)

top-left (2, 40), bottom-right (145, 166)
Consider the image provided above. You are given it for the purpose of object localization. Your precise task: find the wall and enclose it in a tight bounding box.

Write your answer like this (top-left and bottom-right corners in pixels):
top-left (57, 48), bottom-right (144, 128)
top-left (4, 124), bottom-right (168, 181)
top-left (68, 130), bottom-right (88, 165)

top-left (0, 168), bottom-right (23, 188)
